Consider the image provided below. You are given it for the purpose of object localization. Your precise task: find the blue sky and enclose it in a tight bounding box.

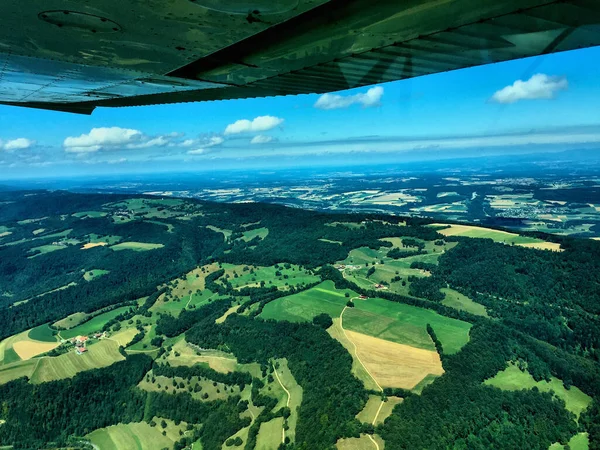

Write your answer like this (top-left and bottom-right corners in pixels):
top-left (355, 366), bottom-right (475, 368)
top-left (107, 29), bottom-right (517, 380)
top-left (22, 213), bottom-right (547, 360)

top-left (1, 46), bottom-right (600, 179)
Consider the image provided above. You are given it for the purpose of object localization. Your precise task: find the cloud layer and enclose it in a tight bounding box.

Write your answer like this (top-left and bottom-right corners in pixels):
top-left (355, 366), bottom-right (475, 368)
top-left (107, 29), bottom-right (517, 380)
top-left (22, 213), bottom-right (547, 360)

top-left (0, 138), bottom-right (34, 150)
top-left (491, 74), bottom-right (568, 104)
top-left (64, 127), bottom-right (142, 153)
top-left (224, 116), bottom-right (284, 135)
top-left (314, 86), bottom-right (383, 110)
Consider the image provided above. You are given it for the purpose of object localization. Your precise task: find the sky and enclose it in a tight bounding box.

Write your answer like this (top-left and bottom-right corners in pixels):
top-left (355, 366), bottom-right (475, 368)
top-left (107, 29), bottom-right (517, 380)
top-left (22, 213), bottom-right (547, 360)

top-left (1, 45), bottom-right (600, 180)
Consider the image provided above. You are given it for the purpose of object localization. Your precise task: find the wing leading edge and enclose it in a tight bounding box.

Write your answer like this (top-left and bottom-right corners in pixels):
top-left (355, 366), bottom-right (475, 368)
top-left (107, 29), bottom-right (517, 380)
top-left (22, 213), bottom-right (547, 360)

top-left (1, 0), bottom-right (599, 113)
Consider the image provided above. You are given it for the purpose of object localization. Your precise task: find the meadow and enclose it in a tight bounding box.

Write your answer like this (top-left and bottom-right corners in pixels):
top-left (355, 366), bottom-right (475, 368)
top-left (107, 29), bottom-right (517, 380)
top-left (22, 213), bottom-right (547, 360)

top-left (110, 242), bottom-right (165, 252)
top-left (30, 339), bottom-right (125, 383)
top-left (484, 364), bottom-right (592, 418)
top-left (440, 288), bottom-right (488, 317)
top-left (58, 306), bottom-right (131, 338)
top-left (87, 418), bottom-right (188, 450)
top-left (260, 280), bottom-right (357, 322)
top-left (432, 223), bottom-right (562, 251)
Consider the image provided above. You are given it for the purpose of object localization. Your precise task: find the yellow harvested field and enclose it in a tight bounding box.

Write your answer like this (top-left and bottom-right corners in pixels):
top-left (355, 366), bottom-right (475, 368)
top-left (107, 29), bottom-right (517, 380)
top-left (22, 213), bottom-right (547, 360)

top-left (328, 318), bottom-right (380, 391)
top-left (518, 242), bottom-right (563, 251)
top-left (81, 242), bottom-right (108, 249)
top-left (13, 340), bottom-right (59, 360)
top-left (345, 330), bottom-right (444, 390)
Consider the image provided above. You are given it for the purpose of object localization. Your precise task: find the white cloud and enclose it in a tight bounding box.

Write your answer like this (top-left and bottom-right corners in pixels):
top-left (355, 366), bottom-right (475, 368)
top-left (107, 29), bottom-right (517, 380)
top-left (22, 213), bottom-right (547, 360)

top-left (64, 127), bottom-right (142, 153)
top-left (107, 158), bottom-right (127, 164)
top-left (126, 136), bottom-right (169, 149)
top-left (314, 86), bottom-right (384, 110)
top-left (224, 116), bottom-right (284, 135)
top-left (1, 138), bottom-right (35, 150)
top-left (491, 74), bottom-right (568, 104)
top-left (187, 149), bottom-right (208, 155)
top-left (250, 135), bottom-right (273, 145)
top-left (181, 139), bottom-right (196, 147)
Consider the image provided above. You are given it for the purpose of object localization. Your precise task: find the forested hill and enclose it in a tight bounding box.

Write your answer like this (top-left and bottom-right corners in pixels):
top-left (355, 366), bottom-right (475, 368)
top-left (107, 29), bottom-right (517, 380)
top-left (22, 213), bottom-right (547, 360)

top-left (0, 190), bottom-right (598, 450)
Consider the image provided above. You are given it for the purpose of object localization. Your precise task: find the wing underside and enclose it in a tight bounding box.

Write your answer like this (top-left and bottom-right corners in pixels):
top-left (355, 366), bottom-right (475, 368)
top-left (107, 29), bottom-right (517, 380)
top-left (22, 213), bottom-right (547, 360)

top-left (1, 0), bottom-right (599, 113)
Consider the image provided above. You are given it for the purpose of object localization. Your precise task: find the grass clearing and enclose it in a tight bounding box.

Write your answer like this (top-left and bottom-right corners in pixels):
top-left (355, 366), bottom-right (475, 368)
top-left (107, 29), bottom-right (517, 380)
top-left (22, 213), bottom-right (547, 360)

top-left (549, 432), bottom-right (589, 450)
top-left (273, 359), bottom-right (302, 442)
top-left (260, 280), bottom-right (356, 322)
top-left (72, 211), bottom-right (107, 219)
top-left (441, 288), bottom-right (488, 317)
top-left (110, 242), bottom-right (164, 252)
top-left (139, 372), bottom-right (240, 402)
top-left (255, 417), bottom-right (284, 450)
top-left (336, 434), bottom-right (383, 449)
top-left (30, 339), bottom-right (125, 383)
top-left (83, 269), bottom-right (110, 281)
top-left (356, 395), bottom-right (383, 424)
top-left (484, 364), bottom-right (592, 418)
top-left (60, 306), bottom-right (131, 339)
top-left (53, 312), bottom-right (90, 329)
top-left (347, 298), bottom-right (471, 355)
top-left (87, 418), bottom-right (187, 450)
top-left (376, 396), bottom-right (403, 426)
top-left (345, 329), bottom-right (444, 390)
top-left (432, 224), bottom-right (562, 251)
top-left (221, 263), bottom-right (319, 291)
top-left (206, 225), bottom-right (232, 239)
top-left (239, 227), bottom-right (269, 242)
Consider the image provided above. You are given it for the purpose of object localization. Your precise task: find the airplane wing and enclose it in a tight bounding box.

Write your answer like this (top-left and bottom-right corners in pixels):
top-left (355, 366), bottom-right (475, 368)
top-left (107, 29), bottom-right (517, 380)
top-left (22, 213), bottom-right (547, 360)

top-left (1, 0), bottom-right (599, 114)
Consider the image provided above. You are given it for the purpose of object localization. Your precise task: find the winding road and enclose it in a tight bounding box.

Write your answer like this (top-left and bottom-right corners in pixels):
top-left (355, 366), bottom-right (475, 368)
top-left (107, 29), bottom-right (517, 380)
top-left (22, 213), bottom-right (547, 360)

top-left (272, 362), bottom-right (291, 444)
top-left (340, 303), bottom-right (383, 450)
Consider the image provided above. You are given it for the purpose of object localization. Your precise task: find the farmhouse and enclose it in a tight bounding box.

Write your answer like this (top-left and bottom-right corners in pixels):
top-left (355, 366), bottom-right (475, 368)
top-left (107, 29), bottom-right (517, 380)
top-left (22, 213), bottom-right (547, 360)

top-left (359, 295), bottom-right (368, 299)
top-left (75, 347), bottom-right (88, 355)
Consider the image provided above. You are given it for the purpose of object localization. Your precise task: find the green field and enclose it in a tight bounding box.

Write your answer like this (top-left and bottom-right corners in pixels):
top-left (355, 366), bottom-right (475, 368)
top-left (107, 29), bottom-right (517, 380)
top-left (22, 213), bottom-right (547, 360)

top-left (260, 281), bottom-right (357, 322)
top-left (28, 244), bottom-right (67, 257)
top-left (28, 324), bottom-right (57, 342)
top-left (59, 306), bottom-right (131, 339)
top-left (83, 269), bottom-right (110, 281)
top-left (73, 211), bottom-right (107, 218)
top-left (549, 433), bottom-right (589, 450)
top-left (30, 340), bottom-right (125, 383)
top-left (87, 418), bottom-right (187, 450)
top-left (255, 417), bottom-right (284, 450)
top-left (110, 242), bottom-right (164, 251)
top-left (484, 364), bottom-right (592, 418)
top-left (344, 297), bottom-right (472, 354)
top-left (441, 288), bottom-right (488, 317)
top-left (0, 359), bottom-right (38, 384)
top-left (139, 370), bottom-right (241, 402)
top-left (273, 359), bottom-right (302, 442)
top-left (221, 263), bottom-right (319, 291)
top-left (239, 227), bottom-right (269, 242)
top-left (207, 225), bottom-right (232, 239)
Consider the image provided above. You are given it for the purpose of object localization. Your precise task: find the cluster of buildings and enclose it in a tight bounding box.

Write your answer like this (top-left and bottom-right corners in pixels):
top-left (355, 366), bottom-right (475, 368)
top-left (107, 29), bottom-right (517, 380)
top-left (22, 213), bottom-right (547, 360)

top-left (70, 331), bottom-right (108, 355)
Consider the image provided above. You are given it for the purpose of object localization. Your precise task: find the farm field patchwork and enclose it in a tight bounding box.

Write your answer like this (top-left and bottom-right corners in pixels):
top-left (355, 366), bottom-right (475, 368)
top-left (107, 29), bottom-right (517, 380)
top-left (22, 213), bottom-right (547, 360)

top-left (346, 298), bottom-right (472, 354)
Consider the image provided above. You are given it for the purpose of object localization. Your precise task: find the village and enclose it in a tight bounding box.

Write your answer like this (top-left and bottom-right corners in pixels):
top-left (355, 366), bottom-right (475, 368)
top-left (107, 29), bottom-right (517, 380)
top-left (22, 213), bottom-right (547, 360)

top-left (60, 331), bottom-right (109, 355)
